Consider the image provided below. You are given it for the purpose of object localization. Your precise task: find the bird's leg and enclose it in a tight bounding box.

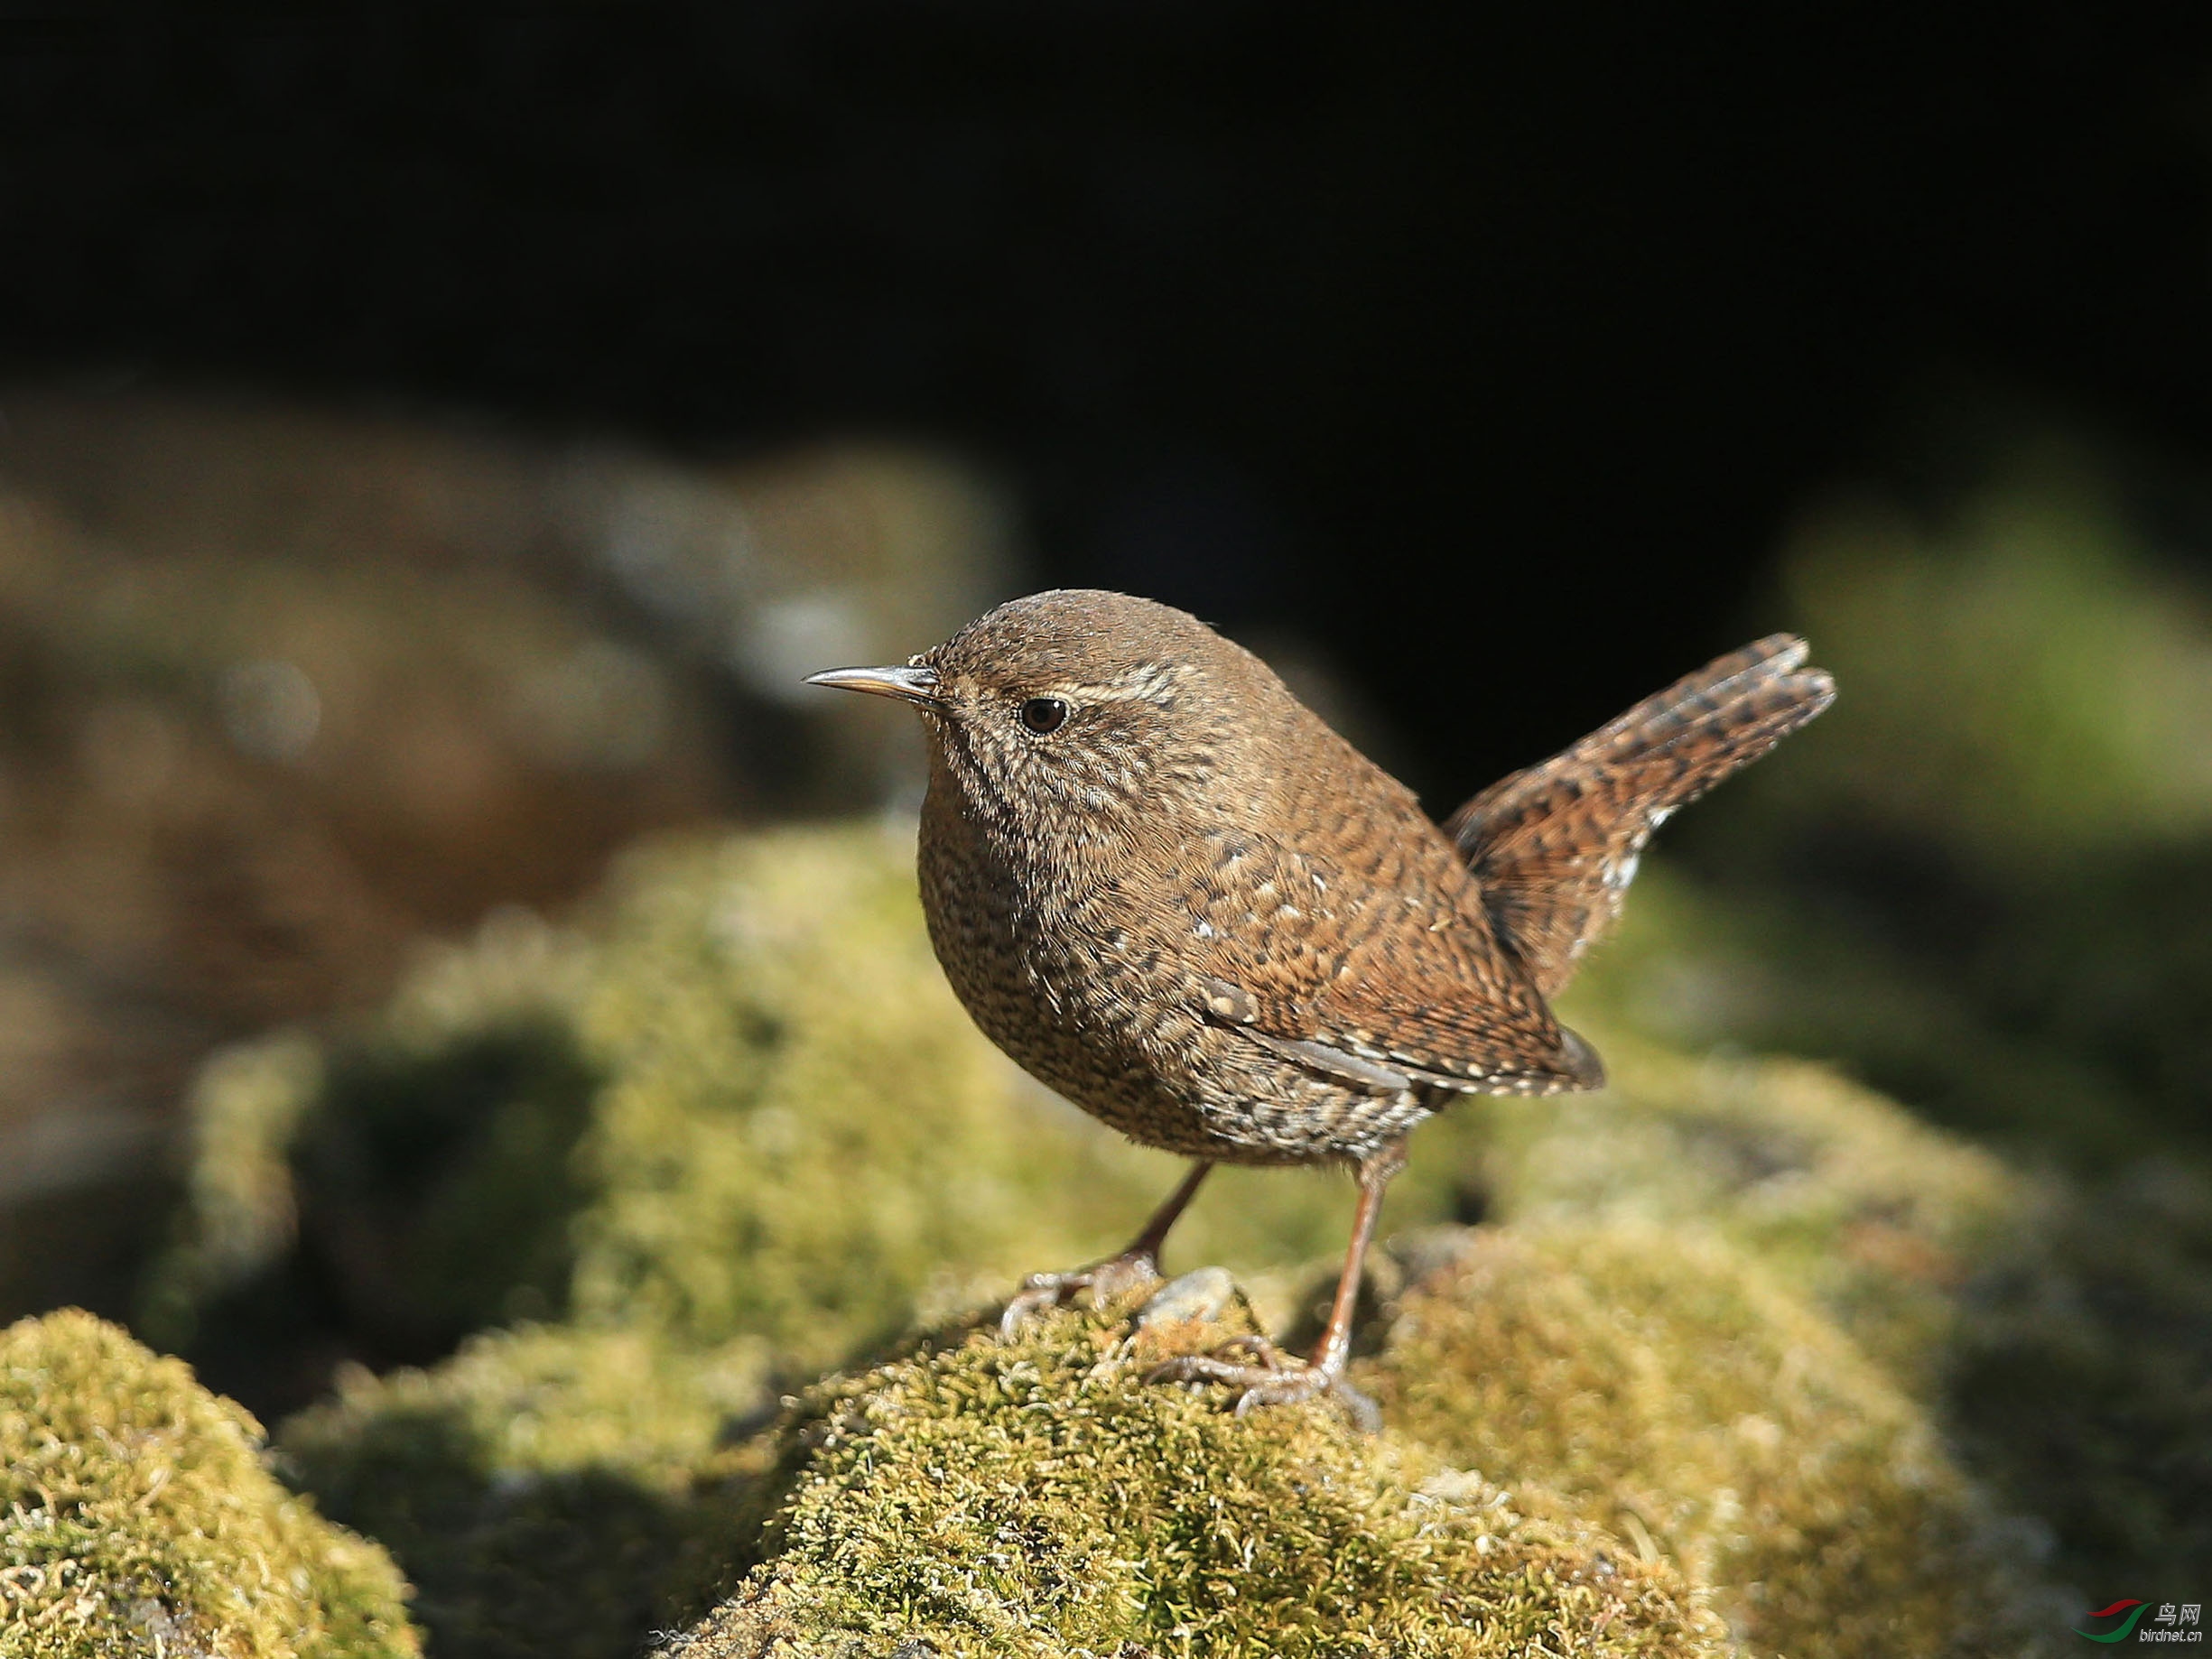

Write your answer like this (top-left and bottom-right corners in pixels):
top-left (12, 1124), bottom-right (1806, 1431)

top-left (999, 1161), bottom-right (1213, 1337)
top-left (1148, 1138), bottom-right (1406, 1429)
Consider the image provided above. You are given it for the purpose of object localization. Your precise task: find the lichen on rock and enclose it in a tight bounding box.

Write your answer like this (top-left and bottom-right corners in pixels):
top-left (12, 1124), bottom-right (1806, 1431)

top-left (0, 1309), bottom-right (418, 1659)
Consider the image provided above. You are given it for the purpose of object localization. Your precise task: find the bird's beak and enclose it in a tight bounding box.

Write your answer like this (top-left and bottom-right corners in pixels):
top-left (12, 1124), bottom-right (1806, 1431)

top-left (804, 663), bottom-right (943, 709)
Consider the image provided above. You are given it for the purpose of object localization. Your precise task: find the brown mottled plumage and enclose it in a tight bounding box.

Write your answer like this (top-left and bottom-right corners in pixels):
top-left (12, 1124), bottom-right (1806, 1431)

top-left (809, 590), bottom-right (1834, 1419)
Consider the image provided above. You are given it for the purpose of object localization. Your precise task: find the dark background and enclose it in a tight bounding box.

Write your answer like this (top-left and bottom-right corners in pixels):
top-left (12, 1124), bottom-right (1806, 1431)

top-left (9, 6), bottom-right (2212, 800)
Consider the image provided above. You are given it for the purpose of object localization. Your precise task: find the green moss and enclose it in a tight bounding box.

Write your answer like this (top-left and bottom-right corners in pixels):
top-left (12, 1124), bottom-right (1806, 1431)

top-left (663, 1302), bottom-right (1729, 1659)
top-left (137, 1032), bottom-right (327, 1349)
top-left (140, 911), bottom-right (607, 1361)
top-left (561, 829), bottom-right (1176, 1358)
top-left (0, 1309), bottom-right (418, 1659)
top-left (1369, 1226), bottom-right (2048, 1659)
top-left (1415, 1017), bottom-right (2031, 1385)
top-left (277, 1323), bottom-right (775, 1659)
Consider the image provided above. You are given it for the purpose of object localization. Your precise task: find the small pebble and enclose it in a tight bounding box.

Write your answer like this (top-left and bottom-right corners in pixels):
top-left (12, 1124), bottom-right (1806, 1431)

top-left (1136, 1265), bottom-right (1238, 1328)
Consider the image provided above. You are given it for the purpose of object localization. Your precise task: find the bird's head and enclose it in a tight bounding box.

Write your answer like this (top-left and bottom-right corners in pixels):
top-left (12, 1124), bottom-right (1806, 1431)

top-left (808, 589), bottom-right (1279, 832)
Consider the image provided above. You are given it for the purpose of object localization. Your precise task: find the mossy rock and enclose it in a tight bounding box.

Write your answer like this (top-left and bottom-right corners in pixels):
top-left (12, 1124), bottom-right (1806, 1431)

top-left (276, 1322), bottom-right (776, 1659)
top-left (1413, 1022), bottom-right (2032, 1387)
top-left (662, 1298), bottom-right (1730, 1659)
top-left (138, 820), bottom-right (2184, 1638)
top-left (1369, 1226), bottom-right (2049, 1659)
top-left (650, 1215), bottom-right (2066, 1658)
top-left (0, 1309), bottom-right (418, 1659)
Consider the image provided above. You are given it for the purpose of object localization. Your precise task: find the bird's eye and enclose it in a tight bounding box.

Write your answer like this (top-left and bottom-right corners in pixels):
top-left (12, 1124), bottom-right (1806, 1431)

top-left (1018, 697), bottom-right (1070, 735)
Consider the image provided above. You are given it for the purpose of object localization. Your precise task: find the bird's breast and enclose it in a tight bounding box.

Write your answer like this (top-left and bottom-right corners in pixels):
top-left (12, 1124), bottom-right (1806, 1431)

top-left (915, 788), bottom-right (1227, 1126)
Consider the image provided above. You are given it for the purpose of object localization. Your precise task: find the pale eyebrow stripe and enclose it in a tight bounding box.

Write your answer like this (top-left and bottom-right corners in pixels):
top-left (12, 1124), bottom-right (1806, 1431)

top-left (1055, 663), bottom-right (1185, 702)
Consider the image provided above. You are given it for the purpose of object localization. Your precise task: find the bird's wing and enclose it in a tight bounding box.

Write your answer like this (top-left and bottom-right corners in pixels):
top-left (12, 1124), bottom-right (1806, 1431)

top-left (1442, 635), bottom-right (1835, 997)
top-left (1176, 829), bottom-right (1603, 1098)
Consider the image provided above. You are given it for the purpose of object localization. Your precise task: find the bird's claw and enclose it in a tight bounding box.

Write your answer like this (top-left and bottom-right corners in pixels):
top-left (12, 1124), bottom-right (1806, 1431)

top-left (999, 1251), bottom-right (1164, 1339)
top-left (1147, 1343), bottom-right (1381, 1432)
top-left (1146, 1346), bottom-right (1299, 1395)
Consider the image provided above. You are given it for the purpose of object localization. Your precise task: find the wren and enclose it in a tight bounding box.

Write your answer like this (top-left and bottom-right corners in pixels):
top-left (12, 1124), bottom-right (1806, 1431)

top-left (810, 589), bottom-right (1834, 1420)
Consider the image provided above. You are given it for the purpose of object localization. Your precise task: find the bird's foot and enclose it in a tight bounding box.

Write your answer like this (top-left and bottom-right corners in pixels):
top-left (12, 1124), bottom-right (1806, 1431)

top-left (1147, 1339), bottom-right (1381, 1432)
top-left (999, 1250), bottom-right (1165, 1339)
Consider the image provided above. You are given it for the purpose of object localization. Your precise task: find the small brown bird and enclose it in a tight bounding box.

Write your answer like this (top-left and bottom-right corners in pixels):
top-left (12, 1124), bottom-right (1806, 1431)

top-left (810, 590), bottom-right (1833, 1419)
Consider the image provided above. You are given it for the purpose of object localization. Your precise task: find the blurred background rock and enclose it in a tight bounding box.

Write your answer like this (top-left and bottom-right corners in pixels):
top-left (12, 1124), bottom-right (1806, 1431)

top-left (0, 390), bottom-right (1018, 1323)
top-left (4, 7), bottom-right (2212, 1643)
